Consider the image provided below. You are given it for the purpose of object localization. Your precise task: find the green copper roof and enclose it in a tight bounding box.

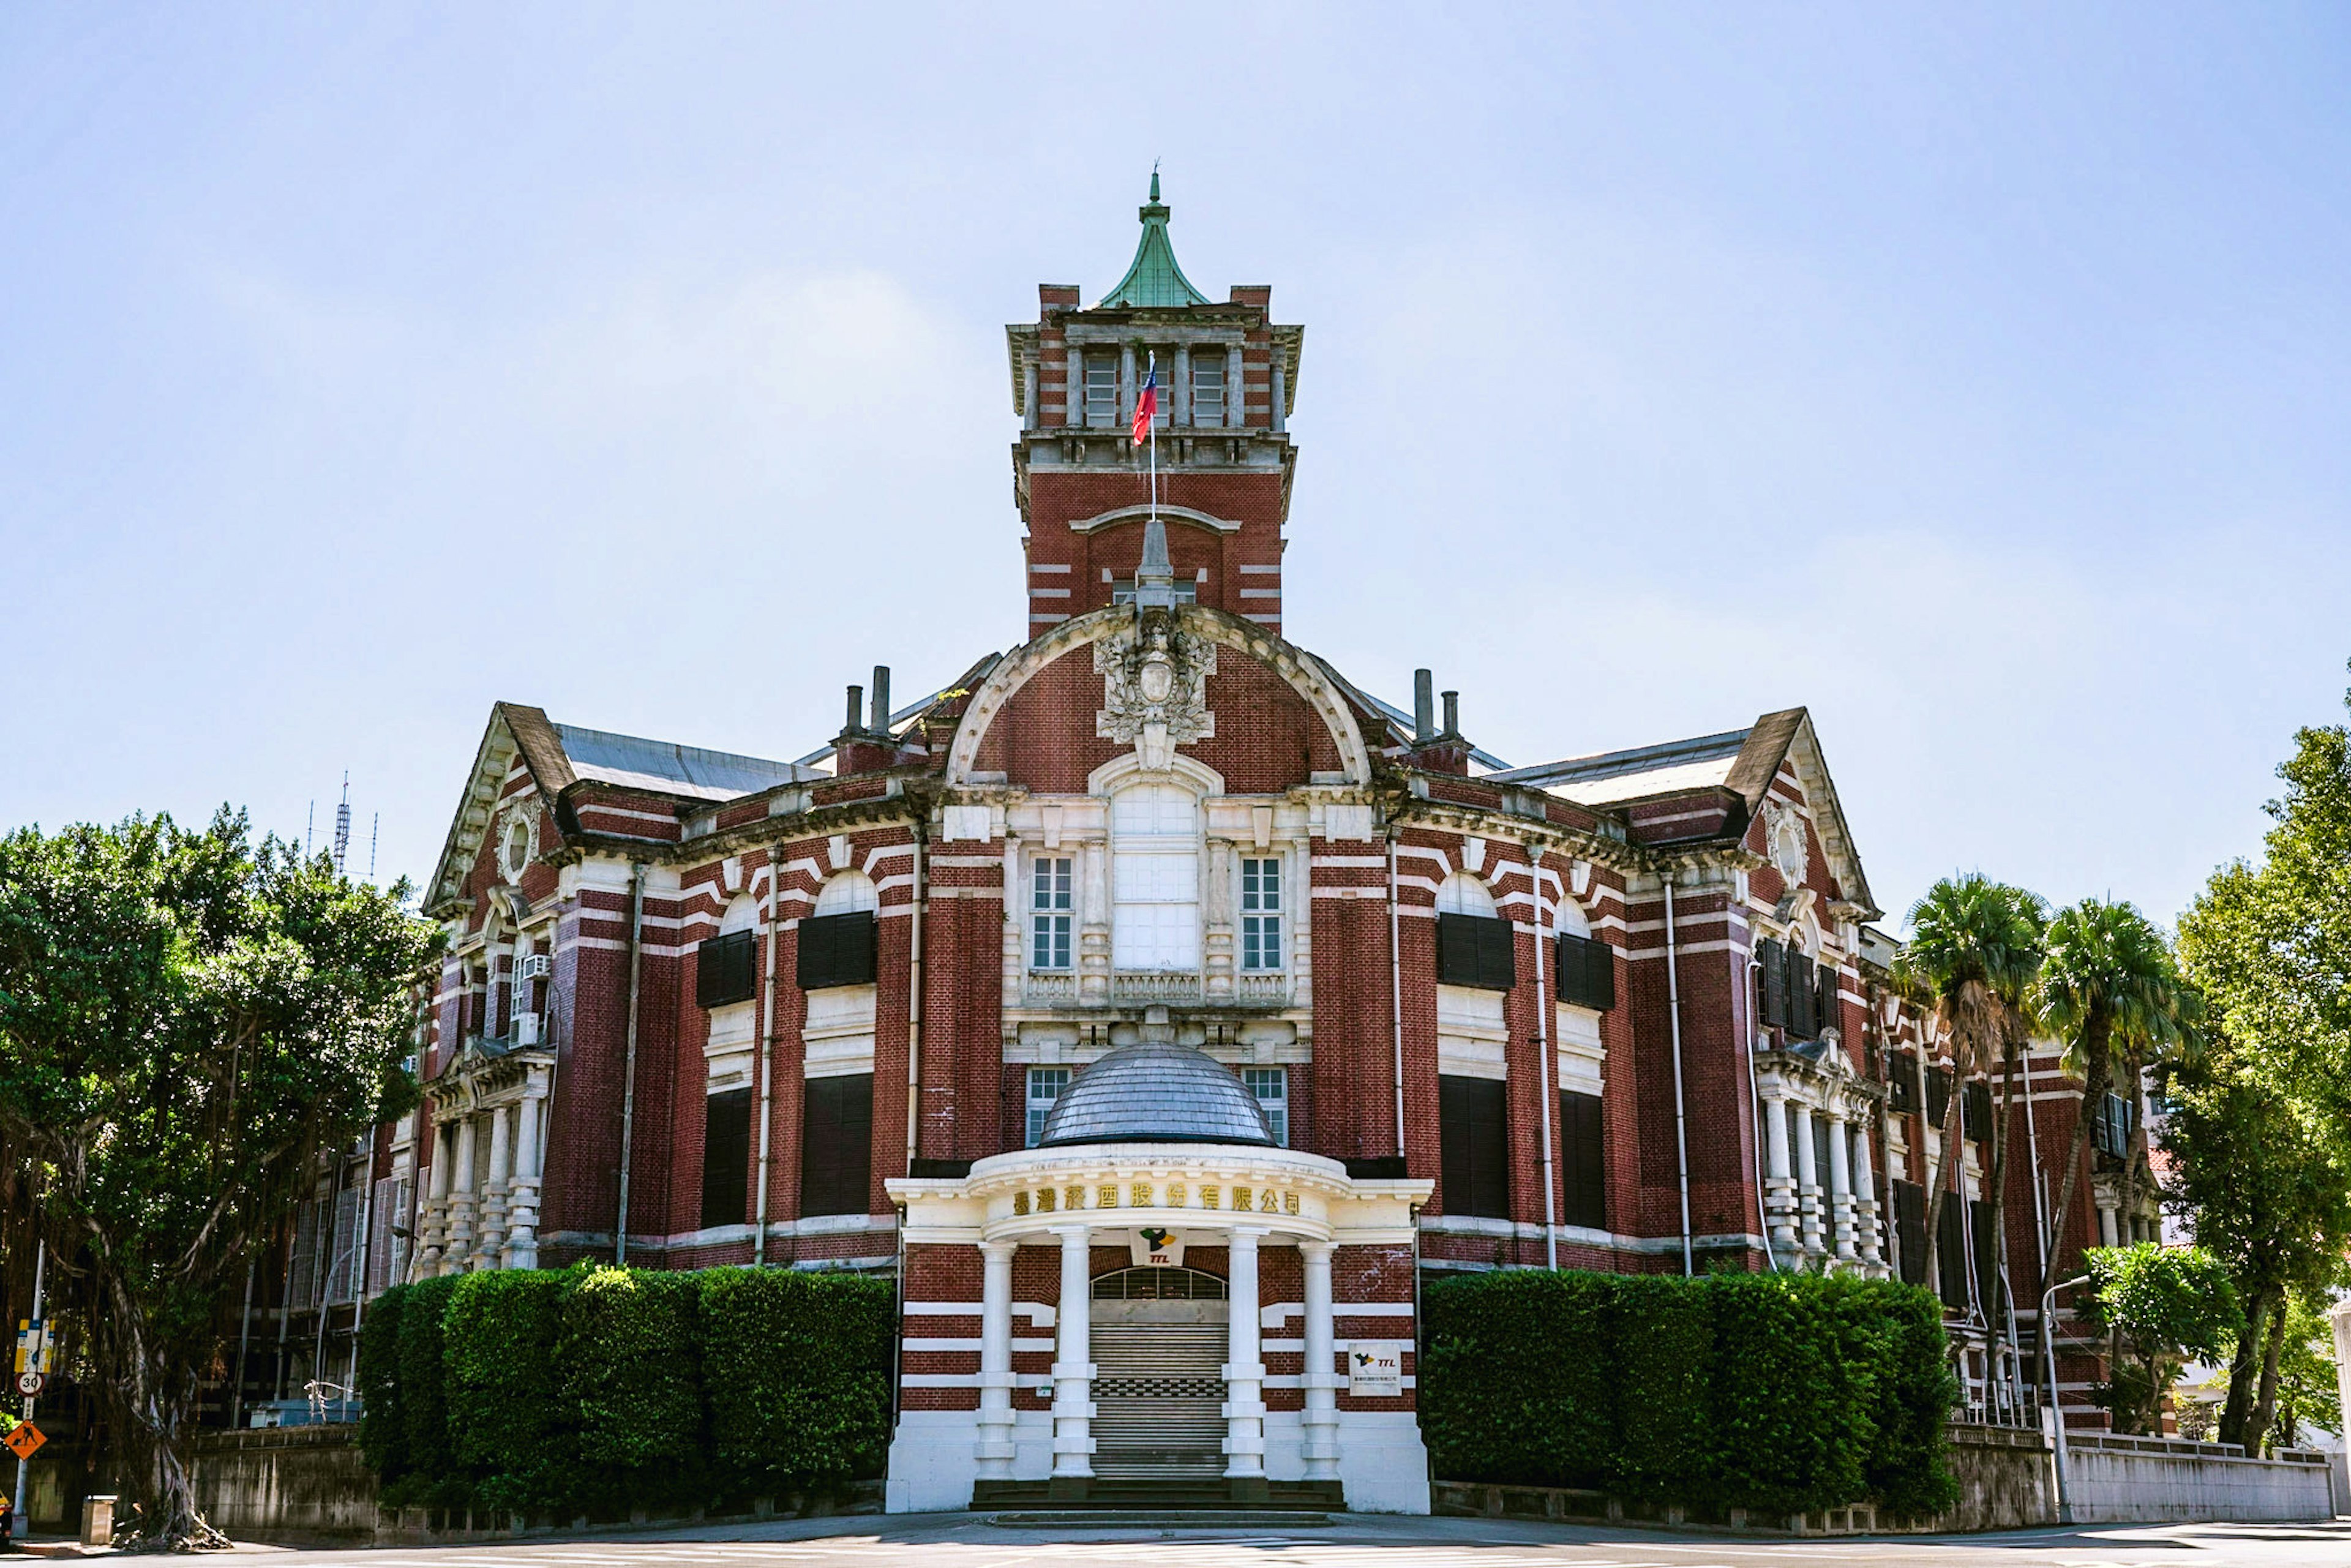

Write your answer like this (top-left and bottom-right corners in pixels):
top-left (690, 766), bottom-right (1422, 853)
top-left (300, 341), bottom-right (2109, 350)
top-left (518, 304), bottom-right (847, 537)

top-left (1097, 171), bottom-right (1210, 310)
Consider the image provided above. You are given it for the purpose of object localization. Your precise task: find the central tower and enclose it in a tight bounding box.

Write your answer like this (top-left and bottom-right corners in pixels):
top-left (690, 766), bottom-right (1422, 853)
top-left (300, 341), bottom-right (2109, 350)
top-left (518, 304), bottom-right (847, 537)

top-left (1005, 177), bottom-right (1303, 638)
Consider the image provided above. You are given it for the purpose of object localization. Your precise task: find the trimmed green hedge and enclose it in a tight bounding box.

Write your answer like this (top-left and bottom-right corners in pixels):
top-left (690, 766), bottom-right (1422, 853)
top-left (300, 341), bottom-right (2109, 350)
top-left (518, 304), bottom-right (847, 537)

top-left (1422, 1269), bottom-right (1959, 1519)
top-left (359, 1264), bottom-right (893, 1517)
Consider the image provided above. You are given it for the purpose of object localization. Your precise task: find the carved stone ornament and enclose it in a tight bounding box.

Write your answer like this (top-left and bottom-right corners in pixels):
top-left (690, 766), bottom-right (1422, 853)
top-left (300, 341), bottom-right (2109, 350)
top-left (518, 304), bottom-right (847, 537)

top-left (1096, 615), bottom-right (1215, 771)
top-left (1764, 800), bottom-right (1809, 888)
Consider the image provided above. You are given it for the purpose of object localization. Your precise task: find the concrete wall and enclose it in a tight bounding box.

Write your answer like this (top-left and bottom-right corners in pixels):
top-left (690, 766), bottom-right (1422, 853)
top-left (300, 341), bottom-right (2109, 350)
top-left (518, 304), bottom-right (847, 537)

top-left (2064, 1432), bottom-right (2333, 1525)
top-left (192, 1425), bottom-right (380, 1543)
top-left (1934, 1422), bottom-right (2055, 1532)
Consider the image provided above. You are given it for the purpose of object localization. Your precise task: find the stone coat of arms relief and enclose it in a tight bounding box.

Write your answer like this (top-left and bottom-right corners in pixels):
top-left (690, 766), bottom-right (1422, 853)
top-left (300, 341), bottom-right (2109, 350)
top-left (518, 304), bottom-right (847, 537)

top-left (1096, 616), bottom-right (1215, 770)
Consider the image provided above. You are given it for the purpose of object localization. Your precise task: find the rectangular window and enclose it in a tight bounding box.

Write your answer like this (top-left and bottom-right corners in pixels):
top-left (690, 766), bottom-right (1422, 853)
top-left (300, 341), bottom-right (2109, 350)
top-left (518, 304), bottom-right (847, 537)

top-left (2093, 1092), bottom-right (2133, 1158)
top-left (697, 929), bottom-right (759, 1008)
top-left (1787, 951), bottom-right (1819, 1040)
top-left (800, 1073), bottom-right (872, 1217)
top-left (1190, 356), bottom-right (1224, 426)
top-left (1084, 354), bottom-right (1118, 427)
top-left (1758, 938), bottom-right (1788, 1028)
top-left (700, 1087), bottom-right (752, 1229)
top-left (1892, 1180), bottom-right (1927, 1287)
top-left (1112, 786), bottom-right (1201, 971)
top-left (797, 910), bottom-right (877, 991)
top-left (1242, 1067), bottom-right (1288, 1146)
top-left (1559, 1089), bottom-right (1605, 1229)
top-left (1925, 1065), bottom-right (1953, 1128)
top-left (1937, 1199), bottom-right (1968, 1309)
top-left (1240, 857), bottom-right (1283, 971)
top-left (1963, 1080), bottom-right (1994, 1144)
top-left (1556, 932), bottom-right (1614, 1010)
top-left (1436, 912), bottom-right (1516, 991)
top-left (1109, 577), bottom-right (1199, 605)
top-left (1970, 1197), bottom-right (2000, 1305)
top-left (1815, 964), bottom-right (1840, 1037)
top-left (1439, 1073), bottom-right (1509, 1219)
top-left (1030, 857), bottom-right (1073, 970)
top-left (1026, 1067), bottom-right (1070, 1148)
top-left (1889, 1051), bottom-right (1920, 1114)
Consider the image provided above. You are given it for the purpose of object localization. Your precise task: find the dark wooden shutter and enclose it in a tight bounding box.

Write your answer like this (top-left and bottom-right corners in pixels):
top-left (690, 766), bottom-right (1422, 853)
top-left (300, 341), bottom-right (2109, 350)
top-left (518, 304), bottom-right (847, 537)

top-left (800, 1073), bottom-right (873, 1217)
top-left (1893, 1180), bottom-right (1927, 1286)
top-left (1889, 1051), bottom-right (1920, 1114)
top-left (1439, 1075), bottom-right (1508, 1218)
top-left (1970, 1198), bottom-right (2001, 1304)
top-left (1964, 1081), bottom-right (1994, 1144)
top-left (1559, 1090), bottom-right (1605, 1229)
top-left (1925, 1066), bottom-right (1953, 1128)
top-left (1438, 913), bottom-right (1515, 991)
top-left (1759, 939), bottom-right (1788, 1027)
top-left (700, 1089), bottom-right (752, 1228)
top-left (1937, 1199), bottom-right (1968, 1308)
top-left (1815, 965), bottom-right (1839, 1037)
top-left (1812, 1112), bottom-right (1832, 1195)
top-left (696, 929), bottom-right (759, 1008)
top-left (1788, 953), bottom-right (1818, 1039)
top-left (1556, 933), bottom-right (1614, 1011)
top-left (798, 910), bottom-right (877, 991)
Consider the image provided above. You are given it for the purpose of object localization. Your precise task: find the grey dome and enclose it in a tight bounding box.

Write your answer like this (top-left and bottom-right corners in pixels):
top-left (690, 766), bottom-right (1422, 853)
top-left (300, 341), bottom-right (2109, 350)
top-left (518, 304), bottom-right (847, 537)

top-left (1037, 1041), bottom-right (1277, 1148)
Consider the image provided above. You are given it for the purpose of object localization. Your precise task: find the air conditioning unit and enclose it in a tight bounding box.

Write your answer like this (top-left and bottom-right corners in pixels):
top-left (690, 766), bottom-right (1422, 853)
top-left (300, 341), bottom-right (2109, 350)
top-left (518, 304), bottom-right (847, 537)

top-left (518, 954), bottom-right (552, 981)
top-left (514, 1013), bottom-right (543, 1047)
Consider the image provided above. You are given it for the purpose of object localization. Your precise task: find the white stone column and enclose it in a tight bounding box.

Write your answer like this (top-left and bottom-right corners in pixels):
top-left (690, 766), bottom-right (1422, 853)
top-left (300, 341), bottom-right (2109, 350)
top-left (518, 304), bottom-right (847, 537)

top-left (1049, 1224), bottom-right (1095, 1481)
top-left (1269, 354), bottom-right (1287, 434)
top-left (416, 1119), bottom-right (452, 1277)
top-left (1827, 1107), bottom-right (1856, 1261)
top-left (1063, 340), bottom-right (1084, 429)
top-left (1224, 344), bottom-right (1244, 429)
top-left (2098, 1201), bottom-right (2120, 1250)
top-left (1022, 354), bottom-right (1039, 433)
top-left (1763, 1093), bottom-right (1798, 1256)
top-left (1299, 1239), bottom-right (1340, 1481)
top-left (1118, 343), bottom-right (1136, 427)
top-left (443, 1113), bottom-right (478, 1274)
top-left (1078, 840), bottom-right (1110, 1005)
top-left (1224, 1225), bottom-right (1269, 1483)
top-left (1793, 1106), bottom-right (1823, 1258)
top-left (504, 1091), bottom-right (543, 1270)
top-left (977, 1240), bottom-right (1018, 1480)
top-left (1851, 1118), bottom-right (1884, 1275)
top-left (479, 1101), bottom-right (512, 1267)
top-left (1172, 343), bottom-right (1191, 426)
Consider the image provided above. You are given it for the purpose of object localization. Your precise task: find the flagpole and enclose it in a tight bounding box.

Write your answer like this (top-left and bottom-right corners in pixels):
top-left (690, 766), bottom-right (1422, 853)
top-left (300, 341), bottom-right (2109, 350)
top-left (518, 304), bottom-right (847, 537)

top-left (1148, 351), bottom-right (1158, 522)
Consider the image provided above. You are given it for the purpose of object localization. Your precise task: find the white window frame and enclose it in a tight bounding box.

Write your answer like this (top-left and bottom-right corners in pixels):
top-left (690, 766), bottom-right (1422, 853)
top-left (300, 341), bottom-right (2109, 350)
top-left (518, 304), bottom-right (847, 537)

top-left (1240, 855), bottom-right (1283, 971)
top-left (1111, 784), bottom-right (1201, 972)
top-left (1190, 356), bottom-right (1225, 427)
top-left (1084, 354), bottom-right (1118, 428)
top-left (1026, 1067), bottom-right (1071, 1148)
top-left (1243, 1066), bottom-right (1288, 1147)
top-left (1031, 856), bottom-right (1073, 970)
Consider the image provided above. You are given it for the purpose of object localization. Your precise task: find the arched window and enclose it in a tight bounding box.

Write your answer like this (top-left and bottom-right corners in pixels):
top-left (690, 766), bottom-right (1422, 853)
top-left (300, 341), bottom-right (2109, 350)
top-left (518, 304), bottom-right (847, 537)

top-left (815, 869), bottom-right (879, 917)
top-left (720, 893), bottom-right (759, 936)
top-left (1553, 894), bottom-right (1592, 940)
top-left (1436, 872), bottom-right (1497, 918)
top-left (1112, 783), bottom-right (1200, 971)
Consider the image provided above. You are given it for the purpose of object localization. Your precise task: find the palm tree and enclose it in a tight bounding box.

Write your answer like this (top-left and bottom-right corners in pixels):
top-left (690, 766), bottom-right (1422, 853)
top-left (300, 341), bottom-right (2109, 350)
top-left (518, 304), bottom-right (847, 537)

top-left (1895, 876), bottom-right (2047, 1320)
top-left (2030, 898), bottom-right (2189, 1404)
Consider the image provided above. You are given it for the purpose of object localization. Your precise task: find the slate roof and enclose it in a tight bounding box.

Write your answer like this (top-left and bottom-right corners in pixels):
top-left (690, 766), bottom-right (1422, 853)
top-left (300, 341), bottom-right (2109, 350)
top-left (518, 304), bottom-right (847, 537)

top-left (553, 722), bottom-right (814, 802)
top-left (1038, 1040), bottom-right (1277, 1148)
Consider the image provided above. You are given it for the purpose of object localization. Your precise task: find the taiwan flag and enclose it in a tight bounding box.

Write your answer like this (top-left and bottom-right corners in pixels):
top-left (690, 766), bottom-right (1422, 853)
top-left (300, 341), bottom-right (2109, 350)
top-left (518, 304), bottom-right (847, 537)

top-left (1131, 359), bottom-right (1158, 446)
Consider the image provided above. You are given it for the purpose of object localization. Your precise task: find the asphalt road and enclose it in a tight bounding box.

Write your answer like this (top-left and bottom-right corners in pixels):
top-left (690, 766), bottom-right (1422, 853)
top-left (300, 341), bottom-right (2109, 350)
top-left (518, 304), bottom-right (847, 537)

top-left (203, 1511), bottom-right (2351, 1568)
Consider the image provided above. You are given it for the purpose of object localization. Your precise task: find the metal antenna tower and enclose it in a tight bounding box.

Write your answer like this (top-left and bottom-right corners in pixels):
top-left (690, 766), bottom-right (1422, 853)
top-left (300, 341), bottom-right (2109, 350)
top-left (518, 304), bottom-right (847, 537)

top-left (332, 773), bottom-right (352, 875)
top-left (369, 814), bottom-right (379, 882)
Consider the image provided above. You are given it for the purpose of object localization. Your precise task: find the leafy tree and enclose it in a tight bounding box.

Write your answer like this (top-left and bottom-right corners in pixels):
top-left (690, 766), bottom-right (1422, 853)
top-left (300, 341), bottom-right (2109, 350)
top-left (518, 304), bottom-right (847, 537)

top-left (0, 811), bottom-right (437, 1547)
top-left (2028, 897), bottom-right (2189, 1391)
top-left (2175, 677), bottom-right (2351, 1451)
top-left (2076, 1243), bottom-right (2240, 1435)
top-left (2259, 1292), bottom-right (2342, 1450)
top-left (1894, 876), bottom-right (2045, 1321)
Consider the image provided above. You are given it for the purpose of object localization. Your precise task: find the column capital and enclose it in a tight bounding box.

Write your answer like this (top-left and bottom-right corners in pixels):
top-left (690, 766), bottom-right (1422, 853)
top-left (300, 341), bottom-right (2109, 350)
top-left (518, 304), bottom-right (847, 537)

top-left (1297, 1238), bottom-right (1333, 1262)
top-left (1229, 1223), bottom-right (1272, 1242)
top-left (1046, 1221), bottom-right (1092, 1242)
top-left (980, 1238), bottom-right (1019, 1262)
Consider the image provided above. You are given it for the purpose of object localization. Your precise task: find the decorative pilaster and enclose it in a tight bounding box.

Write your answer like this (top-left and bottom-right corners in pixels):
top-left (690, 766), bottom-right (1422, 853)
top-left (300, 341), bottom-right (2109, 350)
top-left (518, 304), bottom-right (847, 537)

top-left (1224, 344), bottom-right (1243, 429)
top-left (1763, 1092), bottom-right (1799, 1258)
top-left (1049, 1224), bottom-right (1095, 1485)
top-left (1224, 1226), bottom-right (1268, 1487)
top-left (976, 1240), bottom-right (1018, 1479)
top-left (1851, 1117), bottom-right (1885, 1277)
top-left (504, 1089), bottom-right (544, 1270)
top-left (414, 1120), bottom-right (451, 1278)
top-left (1063, 338), bottom-right (1084, 430)
top-left (1270, 354), bottom-right (1286, 435)
top-left (441, 1114), bottom-right (478, 1274)
top-left (479, 1101), bottom-right (512, 1269)
top-left (1118, 343), bottom-right (1136, 427)
top-left (1827, 1106), bottom-right (1856, 1262)
top-left (1792, 1105), bottom-right (1823, 1259)
top-left (1172, 343), bottom-right (1191, 426)
top-left (1078, 840), bottom-right (1110, 1005)
top-left (1299, 1239), bottom-right (1340, 1480)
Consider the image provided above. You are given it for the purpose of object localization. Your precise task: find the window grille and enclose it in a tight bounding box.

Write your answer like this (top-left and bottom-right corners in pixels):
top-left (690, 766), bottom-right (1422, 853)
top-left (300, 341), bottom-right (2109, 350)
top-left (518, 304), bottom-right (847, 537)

top-left (1190, 356), bottom-right (1225, 426)
top-left (1031, 858), bottom-right (1073, 970)
top-left (697, 929), bottom-right (759, 1008)
top-left (797, 911), bottom-right (877, 991)
top-left (1026, 1067), bottom-right (1070, 1148)
top-left (1240, 857), bottom-right (1282, 972)
top-left (1439, 1073), bottom-right (1509, 1218)
top-left (1242, 1066), bottom-right (1288, 1146)
top-left (1556, 932), bottom-right (1614, 1010)
top-left (1559, 1089), bottom-right (1605, 1229)
top-left (800, 1073), bottom-right (872, 1217)
top-left (1437, 912), bottom-right (1515, 991)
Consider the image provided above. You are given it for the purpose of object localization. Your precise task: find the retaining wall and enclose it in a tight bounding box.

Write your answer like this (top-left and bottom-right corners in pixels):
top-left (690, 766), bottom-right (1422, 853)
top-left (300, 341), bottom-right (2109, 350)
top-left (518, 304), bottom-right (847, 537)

top-left (191, 1425), bottom-right (380, 1543)
top-left (2064, 1431), bottom-right (2333, 1525)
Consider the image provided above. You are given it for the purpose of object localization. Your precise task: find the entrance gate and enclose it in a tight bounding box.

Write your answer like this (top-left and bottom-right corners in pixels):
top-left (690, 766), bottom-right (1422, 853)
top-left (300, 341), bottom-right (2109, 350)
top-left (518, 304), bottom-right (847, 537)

top-left (1089, 1266), bottom-right (1227, 1481)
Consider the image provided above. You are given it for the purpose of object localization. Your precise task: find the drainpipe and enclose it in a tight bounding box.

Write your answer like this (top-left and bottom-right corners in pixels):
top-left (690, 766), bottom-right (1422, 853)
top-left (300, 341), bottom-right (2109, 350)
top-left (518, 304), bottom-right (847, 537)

top-left (1387, 830), bottom-right (1406, 1160)
top-left (754, 841), bottom-right (784, 1267)
top-left (906, 823), bottom-right (929, 1174)
top-left (615, 864), bottom-right (646, 1266)
top-left (1663, 874), bottom-right (1694, 1275)
top-left (1529, 846), bottom-right (1558, 1270)
top-left (1745, 955), bottom-right (1781, 1271)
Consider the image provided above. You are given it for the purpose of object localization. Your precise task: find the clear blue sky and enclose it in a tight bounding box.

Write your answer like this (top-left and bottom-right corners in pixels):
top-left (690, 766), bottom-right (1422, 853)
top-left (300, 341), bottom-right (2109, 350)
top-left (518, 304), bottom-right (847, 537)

top-left (4, 4), bottom-right (2347, 930)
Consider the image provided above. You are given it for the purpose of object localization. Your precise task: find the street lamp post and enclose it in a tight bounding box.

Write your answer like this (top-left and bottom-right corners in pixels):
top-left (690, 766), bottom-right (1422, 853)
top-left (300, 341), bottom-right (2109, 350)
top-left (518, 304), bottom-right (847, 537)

top-left (2040, 1270), bottom-right (2091, 1526)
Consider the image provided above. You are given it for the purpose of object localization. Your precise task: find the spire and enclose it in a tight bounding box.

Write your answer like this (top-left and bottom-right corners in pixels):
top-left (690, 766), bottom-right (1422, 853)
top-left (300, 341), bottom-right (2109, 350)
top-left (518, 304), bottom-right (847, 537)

top-left (1133, 514), bottom-right (1179, 610)
top-left (1097, 171), bottom-right (1210, 309)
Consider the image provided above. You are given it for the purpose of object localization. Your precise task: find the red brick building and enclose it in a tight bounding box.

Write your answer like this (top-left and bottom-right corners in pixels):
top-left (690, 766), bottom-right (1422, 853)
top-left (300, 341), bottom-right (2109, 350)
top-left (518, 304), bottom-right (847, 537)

top-left (369, 182), bottom-right (2148, 1506)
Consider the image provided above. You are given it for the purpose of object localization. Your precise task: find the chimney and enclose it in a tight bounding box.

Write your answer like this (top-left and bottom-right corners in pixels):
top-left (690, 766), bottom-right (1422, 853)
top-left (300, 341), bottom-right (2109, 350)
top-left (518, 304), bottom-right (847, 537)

top-left (844, 684), bottom-right (864, 735)
top-left (870, 666), bottom-right (891, 733)
top-left (1413, 670), bottom-right (1434, 743)
top-left (1441, 691), bottom-right (1460, 738)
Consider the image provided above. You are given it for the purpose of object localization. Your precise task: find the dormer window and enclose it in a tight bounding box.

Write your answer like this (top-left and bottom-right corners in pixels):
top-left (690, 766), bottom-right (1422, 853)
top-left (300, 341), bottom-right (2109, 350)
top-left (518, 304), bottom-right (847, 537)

top-left (1190, 357), bottom-right (1224, 426)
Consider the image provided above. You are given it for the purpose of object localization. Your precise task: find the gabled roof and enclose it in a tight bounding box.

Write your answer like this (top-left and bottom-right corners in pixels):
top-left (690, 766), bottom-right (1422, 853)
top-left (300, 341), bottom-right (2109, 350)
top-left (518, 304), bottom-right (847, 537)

top-left (1095, 173), bottom-right (1211, 310)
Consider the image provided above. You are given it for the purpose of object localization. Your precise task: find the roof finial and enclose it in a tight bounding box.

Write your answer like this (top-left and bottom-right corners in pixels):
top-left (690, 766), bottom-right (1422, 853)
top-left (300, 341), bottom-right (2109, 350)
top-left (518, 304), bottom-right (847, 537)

top-left (1149, 162), bottom-right (1160, 204)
